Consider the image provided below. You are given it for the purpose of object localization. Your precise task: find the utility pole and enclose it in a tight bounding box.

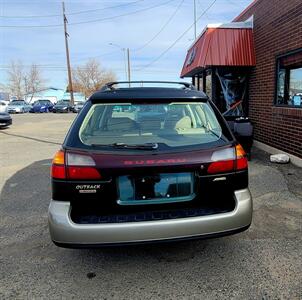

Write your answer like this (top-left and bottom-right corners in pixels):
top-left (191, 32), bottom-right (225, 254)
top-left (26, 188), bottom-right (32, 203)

top-left (62, 2), bottom-right (74, 105)
top-left (109, 43), bottom-right (130, 84)
top-left (193, 0), bottom-right (197, 40)
top-left (127, 48), bottom-right (131, 87)
top-left (123, 49), bottom-right (127, 82)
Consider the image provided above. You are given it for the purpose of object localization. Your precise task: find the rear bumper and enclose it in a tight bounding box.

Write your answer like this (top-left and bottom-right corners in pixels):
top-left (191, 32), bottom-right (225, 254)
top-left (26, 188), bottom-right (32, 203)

top-left (0, 117), bottom-right (12, 127)
top-left (8, 109), bottom-right (19, 113)
top-left (48, 188), bottom-right (252, 247)
top-left (53, 108), bottom-right (68, 113)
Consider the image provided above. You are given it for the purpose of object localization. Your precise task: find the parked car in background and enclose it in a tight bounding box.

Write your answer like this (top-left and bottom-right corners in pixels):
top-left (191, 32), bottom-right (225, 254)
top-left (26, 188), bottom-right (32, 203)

top-left (52, 100), bottom-right (72, 113)
top-left (71, 101), bottom-right (85, 113)
top-left (0, 99), bottom-right (10, 106)
top-left (0, 100), bottom-right (8, 113)
top-left (48, 81), bottom-right (252, 248)
top-left (292, 94), bottom-right (302, 106)
top-left (0, 100), bottom-right (11, 128)
top-left (8, 100), bottom-right (31, 113)
top-left (30, 99), bottom-right (54, 113)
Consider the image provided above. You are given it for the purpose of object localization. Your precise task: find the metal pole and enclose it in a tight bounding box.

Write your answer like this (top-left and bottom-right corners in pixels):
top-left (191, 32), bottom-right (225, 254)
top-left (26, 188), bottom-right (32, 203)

top-left (123, 49), bottom-right (127, 82)
top-left (127, 48), bottom-right (131, 87)
top-left (62, 2), bottom-right (74, 105)
top-left (194, 0), bottom-right (197, 40)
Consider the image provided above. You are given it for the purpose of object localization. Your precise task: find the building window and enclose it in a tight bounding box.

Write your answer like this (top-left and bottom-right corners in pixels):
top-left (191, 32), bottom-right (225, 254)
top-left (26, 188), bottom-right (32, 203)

top-left (276, 48), bottom-right (302, 107)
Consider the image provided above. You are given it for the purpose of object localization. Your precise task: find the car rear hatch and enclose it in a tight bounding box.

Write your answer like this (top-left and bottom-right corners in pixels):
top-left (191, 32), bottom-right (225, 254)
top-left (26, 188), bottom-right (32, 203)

top-left (52, 99), bottom-right (248, 223)
top-left (52, 144), bottom-right (248, 224)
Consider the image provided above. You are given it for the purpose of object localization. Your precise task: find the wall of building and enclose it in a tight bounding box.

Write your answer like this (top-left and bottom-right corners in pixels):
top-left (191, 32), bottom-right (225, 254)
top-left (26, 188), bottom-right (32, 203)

top-left (235, 0), bottom-right (302, 158)
top-left (25, 88), bottom-right (65, 104)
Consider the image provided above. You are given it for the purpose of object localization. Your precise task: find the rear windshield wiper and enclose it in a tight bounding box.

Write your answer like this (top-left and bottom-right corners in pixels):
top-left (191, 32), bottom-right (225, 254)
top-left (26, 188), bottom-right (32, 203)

top-left (206, 127), bottom-right (221, 139)
top-left (91, 142), bottom-right (158, 150)
top-left (200, 124), bottom-right (226, 141)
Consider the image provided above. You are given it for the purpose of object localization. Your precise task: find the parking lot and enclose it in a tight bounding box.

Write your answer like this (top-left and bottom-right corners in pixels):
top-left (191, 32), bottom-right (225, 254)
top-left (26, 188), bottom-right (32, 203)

top-left (0, 113), bottom-right (301, 299)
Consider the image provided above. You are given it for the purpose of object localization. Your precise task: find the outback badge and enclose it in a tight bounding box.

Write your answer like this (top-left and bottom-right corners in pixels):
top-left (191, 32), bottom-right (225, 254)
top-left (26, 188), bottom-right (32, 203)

top-left (76, 184), bottom-right (101, 194)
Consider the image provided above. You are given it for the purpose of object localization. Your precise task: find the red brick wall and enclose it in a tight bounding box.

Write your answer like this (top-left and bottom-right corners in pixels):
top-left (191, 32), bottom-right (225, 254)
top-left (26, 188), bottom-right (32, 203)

top-left (235, 0), bottom-right (302, 158)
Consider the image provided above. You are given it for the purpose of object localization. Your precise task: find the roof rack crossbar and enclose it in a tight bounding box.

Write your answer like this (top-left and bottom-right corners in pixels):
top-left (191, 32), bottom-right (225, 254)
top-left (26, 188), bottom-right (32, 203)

top-left (100, 81), bottom-right (196, 91)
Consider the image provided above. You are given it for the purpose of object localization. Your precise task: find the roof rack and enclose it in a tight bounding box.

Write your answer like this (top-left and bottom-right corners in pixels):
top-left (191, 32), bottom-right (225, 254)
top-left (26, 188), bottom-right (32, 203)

top-left (100, 81), bottom-right (196, 91)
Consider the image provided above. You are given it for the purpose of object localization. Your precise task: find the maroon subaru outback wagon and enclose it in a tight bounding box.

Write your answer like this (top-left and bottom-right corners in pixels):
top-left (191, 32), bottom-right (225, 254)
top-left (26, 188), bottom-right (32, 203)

top-left (48, 81), bottom-right (252, 248)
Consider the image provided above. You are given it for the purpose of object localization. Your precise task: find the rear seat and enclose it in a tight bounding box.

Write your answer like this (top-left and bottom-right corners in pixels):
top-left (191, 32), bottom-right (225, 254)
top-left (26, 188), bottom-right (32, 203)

top-left (107, 117), bottom-right (138, 131)
top-left (139, 119), bottom-right (162, 131)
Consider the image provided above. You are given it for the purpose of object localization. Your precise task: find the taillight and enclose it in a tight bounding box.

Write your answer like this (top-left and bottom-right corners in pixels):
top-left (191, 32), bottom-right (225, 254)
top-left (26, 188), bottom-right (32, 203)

top-left (51, 165), bottom-right (66, 179)
top-left (207, 160), bottom-right (235, 174)
top-left (51, 151), bottom-right (101, 180)
top-left (235, 144), bottom-right (248, 170)
top-left (51, 150), bottom-right (66, 179)
top-left (207, 144), bottom-right (248, 174)
top-left (66, 166), bottom-right (101, 179)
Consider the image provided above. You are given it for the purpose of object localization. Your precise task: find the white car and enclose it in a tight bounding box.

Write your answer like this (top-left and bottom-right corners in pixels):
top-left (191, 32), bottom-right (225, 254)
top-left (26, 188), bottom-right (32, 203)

top-left (7, 100), bottom-right (31, 113)
top-left (0, 100), bottom-right (8, 113)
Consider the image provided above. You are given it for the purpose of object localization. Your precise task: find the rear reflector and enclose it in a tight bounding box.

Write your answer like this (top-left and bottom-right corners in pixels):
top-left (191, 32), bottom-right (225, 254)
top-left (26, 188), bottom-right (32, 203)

top-left (67, 166), bottom-right (101, 180)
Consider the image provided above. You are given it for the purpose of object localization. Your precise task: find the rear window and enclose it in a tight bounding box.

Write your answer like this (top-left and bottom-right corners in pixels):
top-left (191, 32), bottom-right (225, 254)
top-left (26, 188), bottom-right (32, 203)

top-left (36, 100), bottom-right (49, 105)
top-left (78, 102), bottom-right (230, 150)
top-left (10, 101), bottom-right (24, 105)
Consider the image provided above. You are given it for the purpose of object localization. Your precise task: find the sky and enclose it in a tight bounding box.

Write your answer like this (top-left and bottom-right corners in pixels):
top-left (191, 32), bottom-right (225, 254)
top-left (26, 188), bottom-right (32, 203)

top-left (0, 0), bottom-right (252, 90)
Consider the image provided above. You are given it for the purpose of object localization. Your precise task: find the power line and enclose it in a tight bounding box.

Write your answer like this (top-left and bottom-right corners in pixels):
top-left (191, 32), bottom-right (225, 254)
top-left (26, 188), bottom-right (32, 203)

top-left (0, 0), bottom-right (176, 28)
top-left (66, 0), bottom-right (176, 26)
top-left (0, 66), bottom-right (179, 75)
top-left (133, 0), bottom-right (184, 52)
top-left (0, 0), bottom-right (145, 18)
top-left (135, 0), bottom-right (217, 72)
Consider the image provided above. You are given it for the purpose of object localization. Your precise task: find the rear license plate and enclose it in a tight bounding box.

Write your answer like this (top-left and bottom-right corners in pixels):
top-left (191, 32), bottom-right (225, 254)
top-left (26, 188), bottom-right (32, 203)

top-left (117, 173), bottom-right (195, 205)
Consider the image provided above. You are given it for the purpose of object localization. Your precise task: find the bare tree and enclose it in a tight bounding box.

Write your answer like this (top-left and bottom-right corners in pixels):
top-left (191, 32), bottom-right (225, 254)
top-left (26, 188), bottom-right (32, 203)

top-left (7, 60), bottom-right (24, 99)
top-left (0, 82), bottom-right (8, 92)
top-left (24, 64), bottom-right (45, 102)
top-left (7, 60), bottom-right (45, 101)
top-left (72, 59), bottom-right (116, 97)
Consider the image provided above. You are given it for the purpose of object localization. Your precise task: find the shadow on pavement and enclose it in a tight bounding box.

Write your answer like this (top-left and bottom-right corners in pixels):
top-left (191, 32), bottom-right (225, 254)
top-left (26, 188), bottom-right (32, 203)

top-left (0, 158), bottom-right (227, 259)
top-left (0, 158), bottom-right (301, 299)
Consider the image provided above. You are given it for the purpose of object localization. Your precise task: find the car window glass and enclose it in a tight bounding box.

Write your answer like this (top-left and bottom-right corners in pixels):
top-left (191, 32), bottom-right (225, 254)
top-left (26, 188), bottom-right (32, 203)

top-left (79, 102), bottom-right (225, 149)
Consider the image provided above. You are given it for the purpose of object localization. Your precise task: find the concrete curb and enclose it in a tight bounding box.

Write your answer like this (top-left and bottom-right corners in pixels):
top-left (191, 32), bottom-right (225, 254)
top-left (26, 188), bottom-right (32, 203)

top-left (253, 140), bottom-right (302, 168)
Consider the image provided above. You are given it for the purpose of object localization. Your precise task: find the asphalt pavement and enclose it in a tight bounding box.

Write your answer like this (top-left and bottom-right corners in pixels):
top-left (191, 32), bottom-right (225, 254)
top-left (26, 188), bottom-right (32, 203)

top-left (0, 113), bottom-right (301, 299)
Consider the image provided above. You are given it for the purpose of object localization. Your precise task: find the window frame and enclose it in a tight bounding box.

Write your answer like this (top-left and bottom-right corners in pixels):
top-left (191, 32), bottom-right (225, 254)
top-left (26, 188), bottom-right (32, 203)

top-left (274, 48), bottom-right (302, 108)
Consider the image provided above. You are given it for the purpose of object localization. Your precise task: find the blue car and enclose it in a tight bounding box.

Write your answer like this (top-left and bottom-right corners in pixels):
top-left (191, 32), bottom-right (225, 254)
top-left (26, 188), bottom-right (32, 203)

top-left (30, 100), bottom-right (54, 113)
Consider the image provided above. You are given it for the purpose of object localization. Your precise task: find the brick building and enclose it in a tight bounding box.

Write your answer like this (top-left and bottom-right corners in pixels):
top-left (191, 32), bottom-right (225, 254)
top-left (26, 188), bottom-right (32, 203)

top-left (181, 0), bottom-right (302, 164)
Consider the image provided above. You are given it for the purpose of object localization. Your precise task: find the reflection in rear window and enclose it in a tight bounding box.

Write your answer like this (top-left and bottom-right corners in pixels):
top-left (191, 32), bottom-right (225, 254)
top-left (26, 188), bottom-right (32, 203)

top-left (79, 102), bottom-right (225, 149)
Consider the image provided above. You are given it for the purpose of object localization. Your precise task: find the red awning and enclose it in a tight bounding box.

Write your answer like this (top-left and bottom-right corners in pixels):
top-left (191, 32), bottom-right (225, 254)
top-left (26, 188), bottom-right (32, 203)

top-left (180, 23), bottom-right (256, 77)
